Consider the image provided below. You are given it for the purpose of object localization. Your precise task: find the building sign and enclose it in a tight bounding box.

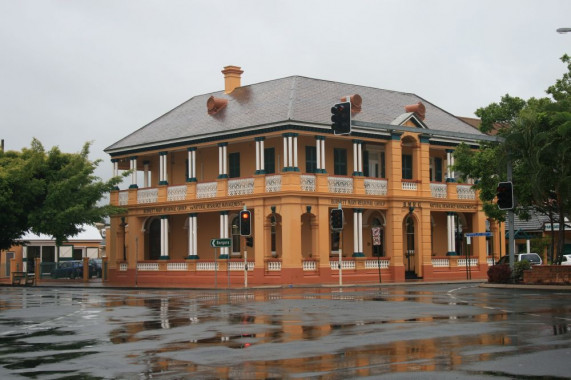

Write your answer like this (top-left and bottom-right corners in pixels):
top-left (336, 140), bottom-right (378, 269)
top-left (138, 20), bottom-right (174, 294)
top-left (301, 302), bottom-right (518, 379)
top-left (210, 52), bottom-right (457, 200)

top-left (143, 201), bottom-right (244, 215)
top-left (544, 223), bottom-right (571, 232)
top-left (330, 198), bottom-right (386, 207)
top-left (429, 202), bottom-right (477, 210)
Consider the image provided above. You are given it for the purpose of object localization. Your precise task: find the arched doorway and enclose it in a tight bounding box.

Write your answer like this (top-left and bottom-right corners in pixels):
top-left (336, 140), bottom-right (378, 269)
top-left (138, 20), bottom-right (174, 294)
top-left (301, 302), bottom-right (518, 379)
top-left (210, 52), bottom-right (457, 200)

top-left (266, 213), bottom-right (282, 258)
top-left (301, 213), bottom-right (316, 259)
top-left (404, 214), bottom-right (416, 277)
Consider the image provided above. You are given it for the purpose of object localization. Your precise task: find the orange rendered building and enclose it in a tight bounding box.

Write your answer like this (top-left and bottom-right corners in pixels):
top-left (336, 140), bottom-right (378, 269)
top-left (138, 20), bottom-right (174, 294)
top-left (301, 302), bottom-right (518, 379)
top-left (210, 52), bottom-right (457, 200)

top-left (104, 66), bottom-right (502, 287)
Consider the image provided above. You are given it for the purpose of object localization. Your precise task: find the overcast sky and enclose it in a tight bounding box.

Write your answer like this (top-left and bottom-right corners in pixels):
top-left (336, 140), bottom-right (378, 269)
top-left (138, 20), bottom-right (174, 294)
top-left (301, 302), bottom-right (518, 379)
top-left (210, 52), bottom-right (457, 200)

top-left (1, 0), bottom-right (570, 182)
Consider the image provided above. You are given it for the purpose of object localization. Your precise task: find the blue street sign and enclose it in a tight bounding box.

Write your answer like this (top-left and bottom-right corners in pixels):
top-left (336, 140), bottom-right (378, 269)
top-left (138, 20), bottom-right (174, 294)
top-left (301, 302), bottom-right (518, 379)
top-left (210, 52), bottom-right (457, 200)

top-left (464, 232), bottom-right (493, 237)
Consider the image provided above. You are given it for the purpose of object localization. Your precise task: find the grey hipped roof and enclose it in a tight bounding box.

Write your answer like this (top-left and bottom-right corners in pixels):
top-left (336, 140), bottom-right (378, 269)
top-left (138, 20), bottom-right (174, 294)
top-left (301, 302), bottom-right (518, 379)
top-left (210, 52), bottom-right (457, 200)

top-left (105, 76), bottom-right (485, 155)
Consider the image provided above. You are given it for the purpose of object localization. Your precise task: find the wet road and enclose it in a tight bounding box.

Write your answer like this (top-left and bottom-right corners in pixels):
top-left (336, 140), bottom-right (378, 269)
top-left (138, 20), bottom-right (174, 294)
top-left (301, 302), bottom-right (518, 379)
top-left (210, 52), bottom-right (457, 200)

top-left (0, 283), bottom-right (570, 379)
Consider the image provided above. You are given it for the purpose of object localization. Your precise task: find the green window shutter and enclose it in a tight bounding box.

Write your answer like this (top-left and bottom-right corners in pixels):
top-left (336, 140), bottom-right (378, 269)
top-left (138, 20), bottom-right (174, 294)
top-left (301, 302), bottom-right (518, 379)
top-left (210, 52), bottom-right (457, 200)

top-left (402, 154), bottom-right (413, 179)
top-left (229, 152), bottom-right (240, 178)
top-left (264, 148), bottom-right (275, 174)
top-left (306, 146), bottom-right (317, 173)
top-left (334, 148), bottom-right (347, 176)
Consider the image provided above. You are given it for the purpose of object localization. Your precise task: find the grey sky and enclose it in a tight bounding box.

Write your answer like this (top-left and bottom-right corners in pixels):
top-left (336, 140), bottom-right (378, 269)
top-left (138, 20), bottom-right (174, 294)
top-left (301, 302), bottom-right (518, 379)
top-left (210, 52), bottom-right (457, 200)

top-left (1, 0), bottom-right (570, 182)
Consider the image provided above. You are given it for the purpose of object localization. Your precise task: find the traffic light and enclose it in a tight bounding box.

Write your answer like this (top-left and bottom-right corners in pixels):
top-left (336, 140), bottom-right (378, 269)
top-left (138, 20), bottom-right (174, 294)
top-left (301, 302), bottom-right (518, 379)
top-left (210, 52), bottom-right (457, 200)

top-left (331, 102), bottom-right (351, 135)
top-left (496, 181), bottom-right (514, 210)
top-left (246, 236), bottom-right (253, 247)
top-left (330, 209), bottom-right (344, 231)
top-left (239, 210), bottom-right (251, 236)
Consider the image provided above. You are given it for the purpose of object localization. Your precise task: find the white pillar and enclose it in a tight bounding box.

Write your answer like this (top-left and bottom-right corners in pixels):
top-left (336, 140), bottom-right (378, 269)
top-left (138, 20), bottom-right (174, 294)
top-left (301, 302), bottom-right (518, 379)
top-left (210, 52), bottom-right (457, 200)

top-left (320, 138), bottom-right (326, 173)
top-left (143, 161), bottom-right (150, 187)
top-left (353, 142), bottom-right (358, 174)
top-left (447, 212), bottom-right (454, 255)
top-left (218, 143), bottom-right (228, 178)
top-left (223, 145), bottom-right (227, 177)
top-left (293, 134), bottom-right (298, 169)
top-left (188, 148), bottom-right (196, 181)
top-left (357, 142), bottom-right (362, 174)
top-left (161, 216), bottom-right (169, 258)
top-left (112, 159), bottom-right (120, 190)
top-left (358, 211), bottom-right (363, 254)
top-left (260, 139), bottom-right (265, 172)
top-left (129, 157), bottom-right (137, 188)
top-left (159, 152), bottom-right (168, 185)
top-left (255, 140), bottom-right (260, 173)
top-left (283, 135), bottom-right (288, 169)
top-left (288, 135), bottom-right (293, 168)
top-left (316, 137), bottom-right (321, 172)
top-left (353, 211), bottom-right (359, 255)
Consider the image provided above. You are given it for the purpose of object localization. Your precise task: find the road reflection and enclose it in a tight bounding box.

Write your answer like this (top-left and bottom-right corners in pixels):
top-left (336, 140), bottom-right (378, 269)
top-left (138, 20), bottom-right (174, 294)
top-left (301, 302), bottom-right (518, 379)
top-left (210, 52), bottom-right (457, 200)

top-left (0, 285), bottom-right (570, 379)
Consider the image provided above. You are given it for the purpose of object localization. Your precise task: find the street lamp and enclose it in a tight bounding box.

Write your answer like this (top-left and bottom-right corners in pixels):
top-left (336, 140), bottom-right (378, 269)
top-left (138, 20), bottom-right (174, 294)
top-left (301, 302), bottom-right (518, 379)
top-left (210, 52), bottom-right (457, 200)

top-left (556, 28), bottom-right (571, 34)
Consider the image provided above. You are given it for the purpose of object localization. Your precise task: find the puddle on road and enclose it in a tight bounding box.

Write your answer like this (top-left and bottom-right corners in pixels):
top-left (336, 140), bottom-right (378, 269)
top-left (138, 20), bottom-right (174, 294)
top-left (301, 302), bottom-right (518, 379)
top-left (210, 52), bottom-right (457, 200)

top-left (1, 287), bottom-right (570, 379)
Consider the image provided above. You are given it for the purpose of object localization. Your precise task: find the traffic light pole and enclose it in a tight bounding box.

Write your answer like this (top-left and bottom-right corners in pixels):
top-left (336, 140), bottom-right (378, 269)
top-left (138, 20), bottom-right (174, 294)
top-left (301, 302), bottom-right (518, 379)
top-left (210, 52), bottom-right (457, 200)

top-left (507, 157), bottom-right (515, 275)
top-left (338, 231), bottom-right (343, 287)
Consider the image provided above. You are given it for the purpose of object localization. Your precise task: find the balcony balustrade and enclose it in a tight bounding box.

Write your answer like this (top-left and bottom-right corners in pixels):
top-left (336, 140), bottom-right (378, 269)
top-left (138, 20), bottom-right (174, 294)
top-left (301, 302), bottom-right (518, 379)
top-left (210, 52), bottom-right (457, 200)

top-left (167, 185), bottom-right (187, 201)
top-left (300, 175), bottom-right (316, 191)
top-left (457, 185), bottom-right (476, 200)
top-left (228, 178), bottom-right (255, 196)
top-left (265, 175), bottom-right (282, 192)
top-left (138, 188), bottom-right (158, 203)
top-left (364, 179), bottom-right (388, 196)
top-left (328, 176), bottom-right (353, 194)
top-left (196, 182), bottom-right (217, 199)
top-left (430, 183), bottom-right (447, 198)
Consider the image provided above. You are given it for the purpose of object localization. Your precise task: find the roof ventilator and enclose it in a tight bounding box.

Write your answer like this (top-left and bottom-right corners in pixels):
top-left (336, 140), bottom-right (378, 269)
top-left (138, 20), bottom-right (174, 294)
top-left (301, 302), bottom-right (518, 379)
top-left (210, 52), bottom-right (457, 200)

top-left (207, 96), bottom-right (228, 115)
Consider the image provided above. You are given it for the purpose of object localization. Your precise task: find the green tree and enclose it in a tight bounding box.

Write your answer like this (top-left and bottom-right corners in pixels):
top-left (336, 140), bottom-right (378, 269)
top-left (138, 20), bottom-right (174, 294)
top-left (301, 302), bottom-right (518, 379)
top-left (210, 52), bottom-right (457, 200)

top-left (454, 54), bottom-right (571, 263)
top-left (0, 139), bottom-right (124, 249)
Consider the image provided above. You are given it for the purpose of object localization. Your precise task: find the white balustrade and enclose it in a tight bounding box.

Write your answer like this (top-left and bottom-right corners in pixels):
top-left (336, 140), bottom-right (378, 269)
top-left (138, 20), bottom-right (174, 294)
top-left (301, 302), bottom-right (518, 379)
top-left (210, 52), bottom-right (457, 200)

top-left (265, 175), bottom-right (282, 192)
top-left (302, 260), bottom-right (317, 271)
top-left (229, 261), bottom-right (255, 271)
top-left (364, 259), bottom-right (390, 269)
top-left (328, 177), bottom-right (353, 194)
top-left (301, 175), bottom-right (316, 192)
top-left (167, 262), bottom-right (188, 271)
top-left (267, 261), bottom-right (282, 271)
top-left (196, 182), bottom-right (217, 199)
top-left (364, 179), bottom-right (388, 196)
top-left (167, 185), bottom-right (187, 201)
top-left (138, 188), bottom-right (158, 204)
top-left (430, 183), bottom-right (448, 198)
top-left (228, 178), bottom-right (254, 196)
top-left (401, 181), bottom-right (418, 191)
top-left (457, 185), bottom-right (476, 199)
top-left (196, 262), bottom-right (218, 271)
top-left (432, 258), bottom-right (450, 267)
top-left (487, 257), bottom-right (495, 266)
top-left (119, 263), bottom-right (128, 271)
top-left (330, 260), bottom-right (355, 270)
top-left (137, 263), bottom-right (159, 271)
top-left (457, 258), bottom-right (478, 267)
top-left (118, 191), bottom-right (129, 205)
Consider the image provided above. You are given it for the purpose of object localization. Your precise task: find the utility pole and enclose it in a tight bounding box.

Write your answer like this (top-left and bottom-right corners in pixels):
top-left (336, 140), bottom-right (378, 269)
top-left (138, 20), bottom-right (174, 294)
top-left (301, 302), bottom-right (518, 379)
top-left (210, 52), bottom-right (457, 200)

top-left (507, 157), bottom-right (515, 275)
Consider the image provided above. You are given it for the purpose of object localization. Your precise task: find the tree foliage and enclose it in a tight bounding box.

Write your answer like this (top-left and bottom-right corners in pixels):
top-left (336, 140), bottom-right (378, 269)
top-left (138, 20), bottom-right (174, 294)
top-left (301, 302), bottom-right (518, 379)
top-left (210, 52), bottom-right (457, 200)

top-left (0, 139), bottom-right (124, 249)
top-left (454, 54), bottom-right (571, 263)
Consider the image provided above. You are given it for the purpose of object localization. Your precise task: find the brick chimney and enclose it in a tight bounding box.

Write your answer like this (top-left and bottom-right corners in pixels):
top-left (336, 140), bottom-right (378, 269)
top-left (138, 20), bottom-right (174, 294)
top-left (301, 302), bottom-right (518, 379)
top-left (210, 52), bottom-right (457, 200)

top-left (221, 65), bottom-right (243, 94)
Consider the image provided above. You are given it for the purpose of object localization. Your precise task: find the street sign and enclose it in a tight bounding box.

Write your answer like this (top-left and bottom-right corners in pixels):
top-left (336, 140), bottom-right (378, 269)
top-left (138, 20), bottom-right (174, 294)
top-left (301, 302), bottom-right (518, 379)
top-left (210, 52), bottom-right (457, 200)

top-left (210, 238), bottom-right (232, 248)
top-left (464, 232), bottom-right (493, 237)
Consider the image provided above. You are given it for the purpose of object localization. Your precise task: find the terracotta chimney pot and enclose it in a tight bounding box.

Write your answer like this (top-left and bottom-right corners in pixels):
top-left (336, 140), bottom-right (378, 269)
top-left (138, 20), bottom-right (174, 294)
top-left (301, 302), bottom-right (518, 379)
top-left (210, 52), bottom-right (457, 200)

top-left (207, 96), bottom-right (228, 115)
top-left (221, 65), bottom-right (244, 94)
top-left (404, 101), bottom-right (426, 120)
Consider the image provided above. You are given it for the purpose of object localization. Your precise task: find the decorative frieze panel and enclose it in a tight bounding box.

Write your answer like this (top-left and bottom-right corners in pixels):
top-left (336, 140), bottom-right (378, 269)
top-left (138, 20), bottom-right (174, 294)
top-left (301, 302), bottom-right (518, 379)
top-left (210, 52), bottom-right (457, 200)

top-left (457, 185), bottom-right (476, 200)
top-left (328, 177), bottom-right (353, 194)
top-left (301, 175), bottom-right (316, 192)
top-left (430, 183), bottom-right (448, 198)
top-left (364, 179), bottom-right (388, 196)
top-left (118, 191), bottom-right (129, 205)
top-left (265, 175), bottom-right (282, 192)
top-left (196, 182), bottom-right (217, 199)
top-left (138, 188), bottom-right (158, 204)
top-left (228, 178), bottom-right (255, 196)
top-left (167, 185), bottom-right (187, 201)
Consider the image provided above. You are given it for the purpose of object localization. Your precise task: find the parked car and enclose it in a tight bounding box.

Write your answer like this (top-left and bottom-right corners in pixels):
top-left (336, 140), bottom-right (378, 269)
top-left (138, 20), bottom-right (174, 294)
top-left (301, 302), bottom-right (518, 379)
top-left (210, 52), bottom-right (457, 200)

top-left (496, 253), bottom-right (543, 266)
top-left (89, 258), bottom-right (103, 278)
top-left (52, 260), bottom-right (98, 279)
top-left (560, 254), bottom-right (571, 266)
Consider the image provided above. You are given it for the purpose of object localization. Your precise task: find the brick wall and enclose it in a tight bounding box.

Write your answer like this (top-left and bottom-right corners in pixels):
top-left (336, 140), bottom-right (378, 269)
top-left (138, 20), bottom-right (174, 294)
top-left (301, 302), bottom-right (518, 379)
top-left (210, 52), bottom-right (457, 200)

top-left (523, 265), bottom-right (571, 285)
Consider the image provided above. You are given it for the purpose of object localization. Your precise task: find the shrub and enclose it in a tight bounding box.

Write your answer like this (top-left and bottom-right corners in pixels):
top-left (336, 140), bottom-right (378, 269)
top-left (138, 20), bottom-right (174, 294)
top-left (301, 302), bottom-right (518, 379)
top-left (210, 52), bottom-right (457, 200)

top-left (487, 264), bottom-right (511, 283)
top-left (513, 260), bottom-right (532, 282)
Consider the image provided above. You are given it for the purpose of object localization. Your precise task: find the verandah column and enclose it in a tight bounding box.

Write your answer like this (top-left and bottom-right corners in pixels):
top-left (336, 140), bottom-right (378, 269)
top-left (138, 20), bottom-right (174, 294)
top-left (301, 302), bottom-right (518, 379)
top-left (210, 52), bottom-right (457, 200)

top-left (218, 143), bottom-right (228, 178)
top-left (352, 140), bottom-right (363, 176)
top-left (352, 209), bottom-right (364, 257)
top-left (129, 156), bottom-right (138, 188)
top-left (159, 152), bottom-right (168, 185)
top-left (160, 215), bottom-right (170, 260)
top-left (446, 212), bottom-right (457, 256)
top-left (187, 213), bottom-right (198, 259)
top-left (255, 137), bottom-right (265, 174)
top-left (187, 147), bottom-right (197, 182)
top-left (111, 159), bottom-right (120, 190)
top-left (446, 149), bottom-right (455, 182)
top-left (219, 211), bottom-right (229, 258)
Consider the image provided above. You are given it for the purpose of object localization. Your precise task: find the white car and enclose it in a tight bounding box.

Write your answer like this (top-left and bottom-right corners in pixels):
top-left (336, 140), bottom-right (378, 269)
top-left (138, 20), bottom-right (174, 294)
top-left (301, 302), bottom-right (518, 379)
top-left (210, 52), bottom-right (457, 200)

top-left (560, 254), bottom-right (571, 266)
top-left (496, 253), bottom-right (543, 266)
